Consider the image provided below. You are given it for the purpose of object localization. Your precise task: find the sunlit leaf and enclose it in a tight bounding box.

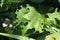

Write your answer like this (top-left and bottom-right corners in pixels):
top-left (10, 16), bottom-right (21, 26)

top-left (6, 0), bottom-right (25, 3)
top-left (45, 35), bottom-right (55, 40)
top-left (45, 31), bottom-right (60, 40)
top-left (15, 6), bottom-right (29, 23)
top-left (47, 8), bottom-right (60, 25)
top-left (23, 5), bottom-right (46, 34)
top-left (0, 33), bottom-right (35, 40)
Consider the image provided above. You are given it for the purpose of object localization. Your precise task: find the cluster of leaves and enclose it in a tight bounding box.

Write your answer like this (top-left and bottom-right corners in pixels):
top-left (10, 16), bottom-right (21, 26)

top-left (0, 0), bottom-right (60, 40)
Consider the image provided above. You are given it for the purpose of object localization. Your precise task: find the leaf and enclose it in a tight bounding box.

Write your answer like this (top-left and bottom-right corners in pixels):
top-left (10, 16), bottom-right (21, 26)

top-left (15, 6), bottom-right (29, 23)
top-left (58, 0), bottom-right (60, 3)
top-left (47, 8), bottom-right (60, 25)
top-left (36, 31), bottom-right (49, 40)
top-left (31, 0), bottom-right (45, 3)
top-left (0, 33), bottom-right (35, 40)
top-left (51, 32), bottom-right (60, 40)
top-left (36, 35), bottom-right (45, 40)
top-left (45, 35), bottom-right (55, 40)
top-left (0, 0), bottom-right (4, 7)
top-left (45, 26), bottom-right (60, 33)
top-left (23, 5), bottom-right (46, 34)
top-left (45, 31), bottom-right (60, 40)
top-left (15, 6), bottom-right (29, 35)
top-left (6, 0), bottom-right (25, 3)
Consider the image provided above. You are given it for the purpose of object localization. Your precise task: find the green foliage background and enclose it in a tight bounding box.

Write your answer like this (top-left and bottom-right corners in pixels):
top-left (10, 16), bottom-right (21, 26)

top-left (0, 0), bottom-right (60, 40)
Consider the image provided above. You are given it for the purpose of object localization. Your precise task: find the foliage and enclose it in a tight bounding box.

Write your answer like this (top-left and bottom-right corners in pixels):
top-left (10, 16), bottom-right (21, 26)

top-left (0, 0), bottom-right (60, 40)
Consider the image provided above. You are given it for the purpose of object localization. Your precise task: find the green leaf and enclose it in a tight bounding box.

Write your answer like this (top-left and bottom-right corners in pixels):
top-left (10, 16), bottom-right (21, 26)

top-left (45, 35), bottom-right (55, 40)
top-left (0, 0), bottom-right (4, 7)
top-left (6, 0), bottom-right (25, 3)
top-left (31, 0), bottom-right (45, 3)
top-left (51, 32), bottom-right (60, 40)
top-left (36, 32), bottom-right (49, 40)
top-left (58, 0), bottom-right (60, 3)
top-left (46, 31), bottom-right (60, 40)
top-left (36, 35), bottom-right (45, 40)
top-left (0, 33), bottom-right (35, 40)
top-left (23, 5), bottom-right (46, 33)
top-left (15, 6), bottom-right (29, 23)
top-left (15, 6), bottom-right (29, 35)
top-left (47, 8), bottom-right (60, 25)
